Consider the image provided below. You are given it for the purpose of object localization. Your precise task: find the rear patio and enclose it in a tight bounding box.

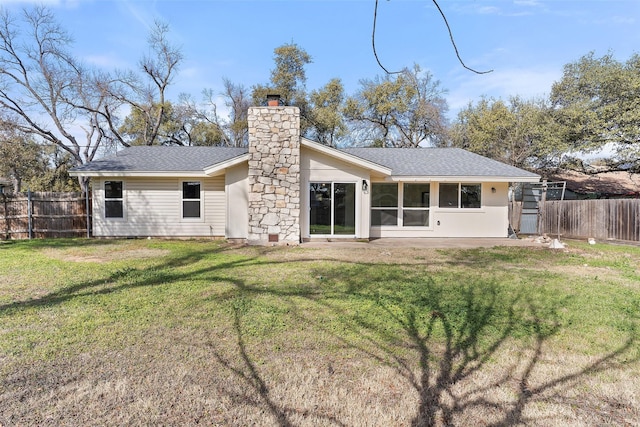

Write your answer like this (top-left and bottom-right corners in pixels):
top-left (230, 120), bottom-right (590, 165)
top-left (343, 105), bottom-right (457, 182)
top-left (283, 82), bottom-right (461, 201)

top-left (302, 236), bottom-right (548, 249)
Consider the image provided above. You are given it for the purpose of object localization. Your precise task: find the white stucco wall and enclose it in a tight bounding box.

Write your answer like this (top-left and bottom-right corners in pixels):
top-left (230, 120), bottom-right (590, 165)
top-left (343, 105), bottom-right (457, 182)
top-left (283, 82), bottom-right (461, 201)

top-left (370, 181), bottom-right (510, 238)
top-left (92, 176), bottom-right (225, 237)
top-left (431, 182), bottom-right (509, 237)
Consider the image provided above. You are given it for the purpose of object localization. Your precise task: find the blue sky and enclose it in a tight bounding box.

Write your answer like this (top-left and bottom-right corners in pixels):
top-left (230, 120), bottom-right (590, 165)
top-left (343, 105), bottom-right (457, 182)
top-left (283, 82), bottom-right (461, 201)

top-left (3, 0), bottom-right (639, 119)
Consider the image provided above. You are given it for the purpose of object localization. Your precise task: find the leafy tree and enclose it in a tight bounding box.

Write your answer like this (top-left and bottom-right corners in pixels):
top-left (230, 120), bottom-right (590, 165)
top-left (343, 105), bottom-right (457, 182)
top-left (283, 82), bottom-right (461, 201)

top-left (248, 43), bottom-right (351, 145)
top-left (0, 123), bottom-right (44, 193)
top-left (306, 78), bottom-right (347, 147)
top-left (259, 42), bottom-right (311, 106)
top-left (119, 103), bottom-right (163, 146)
top-left (251, 43), bottom-right (313, 133)
top-left (118, 100), bottom-right (227, 146)
top-left (344, 64), bottom-right (448, 147)
top-left (25, 147), bottom-right (80, 192)
top-left (0, 118), bottom-right (80, 192)
top-left (551, 52), bottom-right (640, 171)
top-left (448, 96), bottom-right (566, 169)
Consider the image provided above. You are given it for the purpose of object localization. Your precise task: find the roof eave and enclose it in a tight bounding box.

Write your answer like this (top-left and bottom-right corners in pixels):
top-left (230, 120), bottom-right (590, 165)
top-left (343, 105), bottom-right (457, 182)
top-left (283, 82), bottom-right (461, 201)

top-left (203, 154), bottom-right (250, 176)
top-left (383, 175), bottom-right (541, 183)
top-left (69, 171), bottom-right (209, 178)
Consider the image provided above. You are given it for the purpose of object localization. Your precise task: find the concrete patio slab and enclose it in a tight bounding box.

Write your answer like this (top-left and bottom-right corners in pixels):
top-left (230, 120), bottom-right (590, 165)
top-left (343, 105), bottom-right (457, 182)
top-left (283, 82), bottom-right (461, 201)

top-left (302, 237), bottom-right (547, 249)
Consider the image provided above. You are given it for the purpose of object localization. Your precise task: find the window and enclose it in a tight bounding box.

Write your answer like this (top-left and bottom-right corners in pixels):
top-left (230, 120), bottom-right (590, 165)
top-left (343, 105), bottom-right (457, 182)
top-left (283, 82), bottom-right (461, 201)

top-left (182, 181), bottom-right (201, 218)
top-left (371, 183), bottom-right (431, 227)
top-left (461, 184), bottom-right (482, 208)
top-left (438, 183), bottom-right (458, 208)
top-left (371, 183), bottom-right (398, 226)
top-left (104, 181), bottom-right (123, 218)
top-left (403, 183), bottom-right (430, 226)
top-left (439, 183), bottom-right (482, 208)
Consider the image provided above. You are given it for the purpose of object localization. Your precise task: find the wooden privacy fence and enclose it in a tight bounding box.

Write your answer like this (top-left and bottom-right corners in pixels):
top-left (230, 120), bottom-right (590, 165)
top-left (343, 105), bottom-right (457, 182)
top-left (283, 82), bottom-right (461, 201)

top-left (540, 199), bottom-right (640, 242)
top-left (0, 192), bottom-right (90, 239)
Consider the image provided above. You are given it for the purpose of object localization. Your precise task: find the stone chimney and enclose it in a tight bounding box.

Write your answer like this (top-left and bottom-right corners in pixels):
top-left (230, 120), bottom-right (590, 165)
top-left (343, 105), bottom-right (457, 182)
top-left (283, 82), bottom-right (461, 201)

top-left (247, 97), bottom-right (301, 244)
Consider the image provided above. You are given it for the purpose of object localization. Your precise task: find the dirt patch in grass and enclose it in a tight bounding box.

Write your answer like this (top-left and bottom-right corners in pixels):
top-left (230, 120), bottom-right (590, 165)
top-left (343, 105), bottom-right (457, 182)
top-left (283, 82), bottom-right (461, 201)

top-left (237, 244), bottom-right (454, 266)
top-left (41, 244), bottom-right (171, 263)
top-left (250, 244), bottom-right (640, 289)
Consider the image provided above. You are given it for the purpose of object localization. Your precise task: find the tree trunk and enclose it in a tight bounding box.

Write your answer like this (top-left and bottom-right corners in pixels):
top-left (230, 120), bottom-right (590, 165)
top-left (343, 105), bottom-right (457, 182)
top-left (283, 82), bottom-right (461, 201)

top-left (77, 175), bottom-right (90, 194)
top-left (9, 170), bottom-right (21, 194)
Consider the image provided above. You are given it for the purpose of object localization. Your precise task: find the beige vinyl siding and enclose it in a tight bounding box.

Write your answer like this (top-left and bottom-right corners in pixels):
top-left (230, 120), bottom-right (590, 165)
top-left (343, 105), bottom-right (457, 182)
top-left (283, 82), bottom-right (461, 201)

top-left (203, 177), bottom-right (226, 234)
top-left (225, 163), bottom-right (249, 239)
top-left (93, 177), bottom-right (225, 237)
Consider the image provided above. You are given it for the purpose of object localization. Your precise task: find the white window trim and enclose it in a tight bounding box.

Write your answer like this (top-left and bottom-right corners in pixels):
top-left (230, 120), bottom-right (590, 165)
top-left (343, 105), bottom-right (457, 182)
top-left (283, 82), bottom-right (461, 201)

top-left (180, 180), bottom-right (204, 222)
top-left (401, 183), bottom-right (431, 227)
top-left (104, 179), bottom-right (125, 221)
top-left (371, 182), bottom-right (399, 227)
top-left (371, 182), bottom-right (433, 228)
top-left (438, 183), bottom-right (483, 210)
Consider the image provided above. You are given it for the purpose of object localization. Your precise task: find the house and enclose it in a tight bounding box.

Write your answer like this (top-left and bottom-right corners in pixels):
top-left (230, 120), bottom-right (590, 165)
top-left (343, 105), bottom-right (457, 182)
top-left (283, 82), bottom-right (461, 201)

top-left (544, 170), bottom-right (640, 199)
top-left (70, 104), bottom-right (540, 244)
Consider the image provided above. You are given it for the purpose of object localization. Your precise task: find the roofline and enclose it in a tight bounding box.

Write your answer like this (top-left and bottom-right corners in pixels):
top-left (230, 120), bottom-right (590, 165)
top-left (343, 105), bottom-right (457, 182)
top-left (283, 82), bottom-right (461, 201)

top-left (204, 153), bottom-right (250, 176)
top-left (381, 175), bottom-right (541, 183)
top-left (301, 138), bottom-right (392, 176)
top-left (69, 153), bottom-right (251, 178)
top-left (69, 171), bottom-right (209, 178)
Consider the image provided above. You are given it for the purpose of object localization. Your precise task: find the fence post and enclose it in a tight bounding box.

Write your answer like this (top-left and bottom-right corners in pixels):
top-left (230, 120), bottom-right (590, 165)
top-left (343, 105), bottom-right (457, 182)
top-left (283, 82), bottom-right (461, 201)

top-left (27, 190), bottom-right (33, 239)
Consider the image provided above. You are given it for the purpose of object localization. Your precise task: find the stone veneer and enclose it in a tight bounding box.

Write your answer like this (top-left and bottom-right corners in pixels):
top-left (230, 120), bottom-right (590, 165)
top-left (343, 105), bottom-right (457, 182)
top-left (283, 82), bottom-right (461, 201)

top-left (247, 106), bottom-right (301, 244)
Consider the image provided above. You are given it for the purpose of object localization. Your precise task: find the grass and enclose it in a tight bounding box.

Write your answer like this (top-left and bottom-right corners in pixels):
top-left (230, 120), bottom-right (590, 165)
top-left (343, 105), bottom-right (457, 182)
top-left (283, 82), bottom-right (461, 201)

top-left (1, 238), bottom-right (639, 426)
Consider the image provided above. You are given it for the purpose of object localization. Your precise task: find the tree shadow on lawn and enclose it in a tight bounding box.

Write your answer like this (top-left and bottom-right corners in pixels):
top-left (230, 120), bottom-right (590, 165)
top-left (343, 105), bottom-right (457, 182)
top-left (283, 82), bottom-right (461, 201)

top-left (2, 243), bottom-right (638, 425)
top-left (0, 241), bottom-right (272, 314)
top-left (207, 261), bottom-right (639, 426)
top-left (206, 303), bottom-right (350, 427)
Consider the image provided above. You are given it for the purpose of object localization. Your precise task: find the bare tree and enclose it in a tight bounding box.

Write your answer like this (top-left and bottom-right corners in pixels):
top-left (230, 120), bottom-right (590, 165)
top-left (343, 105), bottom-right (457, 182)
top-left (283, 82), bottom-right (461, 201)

top-left (175, 92), bottom-right (231, 146)
top-left (220, 78), bottom-right (250, 147)
top-left (106, 20), bottom-right (183, 147)
top-left (167, 80), bottom-right (251, 148)
top-left (0, 7), bottom-right (184, 191)
top-left (0, 6), bottom-right (110, 191)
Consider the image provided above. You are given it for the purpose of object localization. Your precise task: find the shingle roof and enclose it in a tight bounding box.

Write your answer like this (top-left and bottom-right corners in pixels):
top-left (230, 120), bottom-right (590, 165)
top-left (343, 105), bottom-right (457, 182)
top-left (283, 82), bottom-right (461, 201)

top-left (71, 146), bottom-right (248, 172)
top-left (71, 144), bottom-right (539, 180)
top-left (340, 147), bottom-right (540, 179)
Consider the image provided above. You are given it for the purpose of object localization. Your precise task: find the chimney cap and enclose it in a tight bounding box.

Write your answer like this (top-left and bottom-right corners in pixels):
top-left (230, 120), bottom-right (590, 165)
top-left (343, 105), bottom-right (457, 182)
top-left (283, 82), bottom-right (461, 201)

top-left (266, 94), bottom-right (282, 106)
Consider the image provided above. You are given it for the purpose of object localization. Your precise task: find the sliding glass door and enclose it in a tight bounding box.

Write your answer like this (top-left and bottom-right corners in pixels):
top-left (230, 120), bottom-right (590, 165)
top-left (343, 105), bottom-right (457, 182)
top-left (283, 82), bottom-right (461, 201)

top-left (309, 182), bottom-right (356, 236)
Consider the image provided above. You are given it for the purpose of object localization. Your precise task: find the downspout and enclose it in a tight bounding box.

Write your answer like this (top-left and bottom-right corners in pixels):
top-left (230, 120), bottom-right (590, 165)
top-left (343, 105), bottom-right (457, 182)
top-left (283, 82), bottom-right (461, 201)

top-left (85, 181), bottom-right (91, 238)
top-left (27, 189), bottom-right (32, 240)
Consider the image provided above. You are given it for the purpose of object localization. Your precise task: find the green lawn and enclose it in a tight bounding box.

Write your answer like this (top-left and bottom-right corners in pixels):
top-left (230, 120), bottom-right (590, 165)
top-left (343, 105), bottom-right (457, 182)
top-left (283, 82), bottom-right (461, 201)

top-left (1, 238), bottom-right (639, 425)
